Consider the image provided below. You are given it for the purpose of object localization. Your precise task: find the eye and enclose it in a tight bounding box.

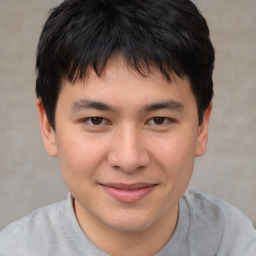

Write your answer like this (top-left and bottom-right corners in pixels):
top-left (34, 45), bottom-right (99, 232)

top-left (83, 117), bottom-right (109, 126)
top-left (147, 117), bottom-right (171, 125)
top-left (90, 117), bottom-right (104, 125)
top-left (152, 117), bottom-right (166, 125)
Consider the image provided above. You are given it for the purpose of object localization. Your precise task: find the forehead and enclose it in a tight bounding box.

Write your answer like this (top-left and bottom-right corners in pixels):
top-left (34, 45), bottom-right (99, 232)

top-left (58, 57), bottom-right (196, 110)
top-left (63, 55), bottom-right (189, 89)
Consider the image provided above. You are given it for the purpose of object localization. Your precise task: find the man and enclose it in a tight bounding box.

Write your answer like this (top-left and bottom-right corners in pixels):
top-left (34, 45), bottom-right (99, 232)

top-left (1, 0), bottom-right (255, 255)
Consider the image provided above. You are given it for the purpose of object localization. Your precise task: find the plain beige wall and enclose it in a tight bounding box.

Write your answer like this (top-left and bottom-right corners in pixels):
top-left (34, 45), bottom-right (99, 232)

top-left (0, 0), bottom-right (255, 230)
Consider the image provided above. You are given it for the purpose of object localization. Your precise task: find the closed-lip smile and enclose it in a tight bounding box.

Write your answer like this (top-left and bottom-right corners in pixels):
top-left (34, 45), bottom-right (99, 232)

top-left (100, 183), bottom-right (157, 203)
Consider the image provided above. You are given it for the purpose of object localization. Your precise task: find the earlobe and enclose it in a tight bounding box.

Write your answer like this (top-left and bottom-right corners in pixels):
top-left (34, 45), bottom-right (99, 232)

top-left (195, 103), bottom-right (212, 157)
top-left (36, 98), bottom-right (58, 157)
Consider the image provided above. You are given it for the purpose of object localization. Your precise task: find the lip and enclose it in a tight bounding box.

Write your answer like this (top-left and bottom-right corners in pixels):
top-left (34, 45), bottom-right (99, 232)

top-left (101, 183), bottom-right (157, 203)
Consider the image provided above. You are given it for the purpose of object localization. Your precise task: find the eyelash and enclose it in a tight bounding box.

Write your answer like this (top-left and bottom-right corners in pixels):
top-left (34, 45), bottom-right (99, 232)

top-left (146, 117), bottom-right (174, 126)
top-left (82, 116), bottom-right (176, 127)
top-left (82, 117), bottom-right (110, 126)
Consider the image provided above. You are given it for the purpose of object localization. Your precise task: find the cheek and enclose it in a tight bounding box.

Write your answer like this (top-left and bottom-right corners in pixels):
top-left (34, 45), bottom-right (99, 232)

top-left (154, 133), bottom-right (197, 165)
top-left (151, 131), bottom-right (197, 185)
top-left (56, 134), bottom-right (108, 183)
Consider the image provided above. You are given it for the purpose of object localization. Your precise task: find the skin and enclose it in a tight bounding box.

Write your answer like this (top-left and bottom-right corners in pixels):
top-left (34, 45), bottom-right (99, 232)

top-left (37, 57), bottom-right (212, 256)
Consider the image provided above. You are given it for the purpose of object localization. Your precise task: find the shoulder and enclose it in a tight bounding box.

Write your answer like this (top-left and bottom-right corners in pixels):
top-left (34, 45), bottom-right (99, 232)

top-left (0, 200), bottom-right (65, 256)
top-left (183, 190), bottom-right (256, 255)
top-left (183, 190), bottom-right (244, 217)
top-left (183, 190), bottom-right (253, 226)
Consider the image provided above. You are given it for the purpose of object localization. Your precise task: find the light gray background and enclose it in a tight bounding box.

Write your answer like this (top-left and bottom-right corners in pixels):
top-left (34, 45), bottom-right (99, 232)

top-left (0, 0), bottom-right (255, 230)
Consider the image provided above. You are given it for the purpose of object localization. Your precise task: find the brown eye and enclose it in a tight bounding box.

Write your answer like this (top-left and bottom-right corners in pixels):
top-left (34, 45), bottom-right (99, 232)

top-left (90, 117), bottom-right (103, 125)
top-left (153, 117), bottom-right (165, 125)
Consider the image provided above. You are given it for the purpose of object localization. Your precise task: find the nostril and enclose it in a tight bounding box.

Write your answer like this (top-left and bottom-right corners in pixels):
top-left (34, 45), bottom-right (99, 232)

top-left (113, 165), bottom-right (121, 171)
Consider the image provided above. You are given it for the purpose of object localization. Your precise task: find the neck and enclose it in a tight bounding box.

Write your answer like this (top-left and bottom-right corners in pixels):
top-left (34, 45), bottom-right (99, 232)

top-left (74, 201), bottom-right (178, 256)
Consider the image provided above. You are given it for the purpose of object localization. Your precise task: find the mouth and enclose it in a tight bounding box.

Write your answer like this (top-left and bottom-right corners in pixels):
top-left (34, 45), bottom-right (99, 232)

top-left (100, 183), bottom-right (157, 203)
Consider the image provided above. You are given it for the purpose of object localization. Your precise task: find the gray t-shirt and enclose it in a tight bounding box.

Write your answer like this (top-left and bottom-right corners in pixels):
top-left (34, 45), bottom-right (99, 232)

top-left (1, 190), bottom-right (256, 255)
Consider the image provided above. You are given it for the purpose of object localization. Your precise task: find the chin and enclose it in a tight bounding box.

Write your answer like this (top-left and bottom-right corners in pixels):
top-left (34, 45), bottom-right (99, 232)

top-left (109, 222), bottom-right (153, 233)
top-left (103, 211), bottom-right (158, 233)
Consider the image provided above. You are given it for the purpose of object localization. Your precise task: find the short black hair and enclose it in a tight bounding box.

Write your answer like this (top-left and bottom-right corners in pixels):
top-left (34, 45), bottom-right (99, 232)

top-left (36, 0), bottom-right (215, 128)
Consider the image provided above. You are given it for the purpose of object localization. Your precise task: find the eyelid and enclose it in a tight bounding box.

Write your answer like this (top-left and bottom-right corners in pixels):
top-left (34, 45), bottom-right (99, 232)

top-left (146, 117), bottom-right (177, 126)
top-left (82, 117), bottom-right (111, 126)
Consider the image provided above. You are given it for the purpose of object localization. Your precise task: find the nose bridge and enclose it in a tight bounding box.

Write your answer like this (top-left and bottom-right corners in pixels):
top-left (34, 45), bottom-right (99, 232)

top-left (108, 123), bottom-right (149, 172)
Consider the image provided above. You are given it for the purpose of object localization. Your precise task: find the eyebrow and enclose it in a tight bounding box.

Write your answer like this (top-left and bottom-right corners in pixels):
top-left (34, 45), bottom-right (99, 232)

top-left (71, 99), bottom-right (116, 112)
top-left (71, 99), bottom-right (184, 113)
top-left (143, 100), bottom-right (184, 112)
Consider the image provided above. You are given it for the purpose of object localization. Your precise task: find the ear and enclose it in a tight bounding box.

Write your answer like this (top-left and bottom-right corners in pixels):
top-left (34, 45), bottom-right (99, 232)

top-left (36, 98), bottom-right (58, 157)
top-left (195, 103), bottom-right (212, 157)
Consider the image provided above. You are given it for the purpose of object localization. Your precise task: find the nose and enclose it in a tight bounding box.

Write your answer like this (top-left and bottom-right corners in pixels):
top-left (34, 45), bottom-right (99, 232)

top-left (107, 125), bottom-right (150, 173)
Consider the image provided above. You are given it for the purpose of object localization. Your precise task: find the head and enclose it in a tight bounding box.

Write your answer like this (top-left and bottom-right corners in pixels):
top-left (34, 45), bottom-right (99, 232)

top-left (36, 0), bottom-right (214, 129)
top-left (35, 0), bottom-right (214, 252)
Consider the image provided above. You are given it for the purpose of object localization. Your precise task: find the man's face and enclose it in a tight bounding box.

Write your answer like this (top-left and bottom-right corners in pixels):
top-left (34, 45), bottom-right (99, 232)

top-left (38, 57), bottom-right (211, 234)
